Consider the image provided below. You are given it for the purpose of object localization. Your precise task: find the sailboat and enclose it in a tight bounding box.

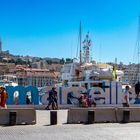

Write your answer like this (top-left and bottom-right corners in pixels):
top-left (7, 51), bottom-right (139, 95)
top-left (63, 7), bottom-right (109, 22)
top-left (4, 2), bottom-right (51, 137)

top-left (134, 15), bottom-right (140, 98)
top-left (61, 22), bottom-right (120, 88)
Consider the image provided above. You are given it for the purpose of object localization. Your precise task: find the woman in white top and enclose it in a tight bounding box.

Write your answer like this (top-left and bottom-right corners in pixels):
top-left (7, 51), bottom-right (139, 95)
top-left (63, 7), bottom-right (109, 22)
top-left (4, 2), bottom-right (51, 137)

top-left (122, 85), bottom-right (130, 107)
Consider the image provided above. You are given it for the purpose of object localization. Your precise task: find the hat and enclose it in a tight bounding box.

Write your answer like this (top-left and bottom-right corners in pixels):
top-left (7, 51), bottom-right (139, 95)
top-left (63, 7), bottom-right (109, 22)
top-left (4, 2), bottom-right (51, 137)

top-left (0, 87), bottom-right (6, 91)
top-left (0, 87), bottom-right (5, 90)
top-left (52, 87), bottom-right (56, 90)
top-left (81, 92), bottom-right (87, 95)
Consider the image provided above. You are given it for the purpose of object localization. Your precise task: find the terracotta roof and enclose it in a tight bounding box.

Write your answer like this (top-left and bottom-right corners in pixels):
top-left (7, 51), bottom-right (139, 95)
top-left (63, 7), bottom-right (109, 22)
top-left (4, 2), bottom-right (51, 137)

top-left (24, 68), bottom-right (49, 72)
top-left (26, 72), bottom-right (57, 78)
top-left (0, 63), bottom-right (7, 66)
top-left (16, 67), bottom-right (49, 72)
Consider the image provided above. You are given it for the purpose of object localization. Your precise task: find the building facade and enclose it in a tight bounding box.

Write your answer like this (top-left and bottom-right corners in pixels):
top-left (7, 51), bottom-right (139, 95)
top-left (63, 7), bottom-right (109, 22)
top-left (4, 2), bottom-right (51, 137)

top-left (123, 64), bottom-right (140, 85)
top-left (16, 68), bottom-right (59, 87)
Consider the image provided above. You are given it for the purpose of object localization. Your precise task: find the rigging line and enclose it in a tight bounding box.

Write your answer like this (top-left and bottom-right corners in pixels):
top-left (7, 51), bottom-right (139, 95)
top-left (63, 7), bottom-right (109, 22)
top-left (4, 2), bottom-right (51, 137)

top-left (70, 41), bottom-right (73, 59)
top-left (131, 16), bottom-right (140, 84)
top-left (137, 0), bottom-right (140, 64)
top-left (99, 43), bottom-right (102, 63)
top-left (132, 0), bottom-right (140, 64)
top-left (132, 35), bottom-right (138, 63)
top-left (137, 0), bottom-right (140, 82)
top-left (76, 24), bottom-right (80, 58)
top-left (80, 21), bottom-right (82, 65)
top-left (130, 21), bottom-right (140, 84)
top-left (132, 16), bottom-right (140, 63)
top-left (138, 16), bottom-right (140, 64)
top-left (137, 15), bottom-right (140, 82)
top-left (129, 1), bottom-right (140, 85)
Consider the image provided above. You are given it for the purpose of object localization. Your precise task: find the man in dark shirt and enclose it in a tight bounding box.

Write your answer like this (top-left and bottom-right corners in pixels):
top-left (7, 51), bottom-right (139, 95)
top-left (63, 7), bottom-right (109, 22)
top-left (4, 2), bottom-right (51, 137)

top-left (45, 87), bottom-right (58, 110)
top-left (135, 81), bottom-right (140, 98)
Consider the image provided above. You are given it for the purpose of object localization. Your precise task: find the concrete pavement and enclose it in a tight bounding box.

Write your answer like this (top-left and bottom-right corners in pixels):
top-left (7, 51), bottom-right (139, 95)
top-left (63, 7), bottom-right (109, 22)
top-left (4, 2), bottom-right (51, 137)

top-left (0, 110), bottom-right (139, 140)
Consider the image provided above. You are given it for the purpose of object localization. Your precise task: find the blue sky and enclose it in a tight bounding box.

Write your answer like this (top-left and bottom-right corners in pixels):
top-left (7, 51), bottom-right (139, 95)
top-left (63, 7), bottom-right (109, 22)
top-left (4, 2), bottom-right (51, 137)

top-left (0, 0), bottom-right (140, 64)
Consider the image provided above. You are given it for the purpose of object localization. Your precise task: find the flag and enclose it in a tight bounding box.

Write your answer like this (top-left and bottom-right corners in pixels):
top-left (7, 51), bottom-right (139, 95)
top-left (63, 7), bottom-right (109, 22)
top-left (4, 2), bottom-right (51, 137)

top-left (113, 65), bottom-right (117, 80)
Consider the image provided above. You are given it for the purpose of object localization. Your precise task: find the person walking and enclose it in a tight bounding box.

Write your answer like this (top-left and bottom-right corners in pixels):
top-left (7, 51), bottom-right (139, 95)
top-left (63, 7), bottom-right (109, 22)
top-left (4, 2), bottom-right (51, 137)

top-left (122, 85), bottom-right (130, 107)
top-left (45, 87), bottom-right (58, 110)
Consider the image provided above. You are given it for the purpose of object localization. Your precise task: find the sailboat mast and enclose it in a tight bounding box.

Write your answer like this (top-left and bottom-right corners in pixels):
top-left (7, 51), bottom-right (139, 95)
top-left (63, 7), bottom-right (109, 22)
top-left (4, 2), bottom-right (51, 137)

top-left (137, 15), bottom-right (140, 81)
top-left (138, 16), bottom-right (140, 64)
top-left (80, 21), bottom-right (82, 65)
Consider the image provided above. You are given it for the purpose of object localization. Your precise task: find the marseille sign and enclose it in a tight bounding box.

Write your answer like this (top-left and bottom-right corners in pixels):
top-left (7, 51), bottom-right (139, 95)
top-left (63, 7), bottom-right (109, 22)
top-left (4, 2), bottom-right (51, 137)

top-left (5, 81), bottom-right (137, 106)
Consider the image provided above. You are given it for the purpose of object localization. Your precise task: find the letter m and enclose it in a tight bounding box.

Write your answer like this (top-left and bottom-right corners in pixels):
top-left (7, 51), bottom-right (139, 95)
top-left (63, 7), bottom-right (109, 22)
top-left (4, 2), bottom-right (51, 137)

top-left (6, 86), bottom-right (39, 105)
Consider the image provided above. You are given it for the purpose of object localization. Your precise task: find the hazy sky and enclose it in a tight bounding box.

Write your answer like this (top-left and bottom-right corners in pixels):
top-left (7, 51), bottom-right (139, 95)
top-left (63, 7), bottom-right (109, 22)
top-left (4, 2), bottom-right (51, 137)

top-left (0, 0), bottom-right (140, 64)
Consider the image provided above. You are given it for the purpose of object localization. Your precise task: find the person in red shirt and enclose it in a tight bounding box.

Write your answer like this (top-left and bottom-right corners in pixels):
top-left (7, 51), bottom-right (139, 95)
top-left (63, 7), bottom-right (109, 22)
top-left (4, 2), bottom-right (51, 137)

top-left (0, 87), bottom-right (8, 108)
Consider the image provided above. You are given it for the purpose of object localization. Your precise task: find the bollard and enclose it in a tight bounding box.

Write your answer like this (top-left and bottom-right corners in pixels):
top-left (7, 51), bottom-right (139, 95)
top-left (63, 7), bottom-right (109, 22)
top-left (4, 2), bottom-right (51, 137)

top-left (9, 111), bottom-right (17, 125)
top-left (88, 110), bottom-right (95, 124)
top-left (122, 109), bottom-right (130, 123)
top-left (50, 111), bottom-right (57, 125)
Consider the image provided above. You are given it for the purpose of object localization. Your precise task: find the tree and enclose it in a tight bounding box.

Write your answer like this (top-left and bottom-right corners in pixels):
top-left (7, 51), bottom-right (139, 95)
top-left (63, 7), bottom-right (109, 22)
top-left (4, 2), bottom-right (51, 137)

top-left (46, 60), bottom-right (52, 65)
top-left (8, 59), bottom-right (15, 63)
top-left (66, 58), bottom-right (73, 63)
top-left (15, 58), bottom-right (26, 65)
top-left (60, 58), bottom-right (65, 64)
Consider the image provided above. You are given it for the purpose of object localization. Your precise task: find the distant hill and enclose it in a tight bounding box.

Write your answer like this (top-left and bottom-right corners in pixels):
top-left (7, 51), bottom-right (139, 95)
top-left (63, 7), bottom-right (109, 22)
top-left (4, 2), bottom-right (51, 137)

top-left (0, 50), bottom-right (73, 65)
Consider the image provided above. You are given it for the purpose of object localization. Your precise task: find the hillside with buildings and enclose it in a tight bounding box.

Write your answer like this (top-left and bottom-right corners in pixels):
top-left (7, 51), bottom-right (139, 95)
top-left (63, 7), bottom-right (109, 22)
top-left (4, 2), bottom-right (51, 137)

top-left (0, 39), bottom-right (74, 87)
